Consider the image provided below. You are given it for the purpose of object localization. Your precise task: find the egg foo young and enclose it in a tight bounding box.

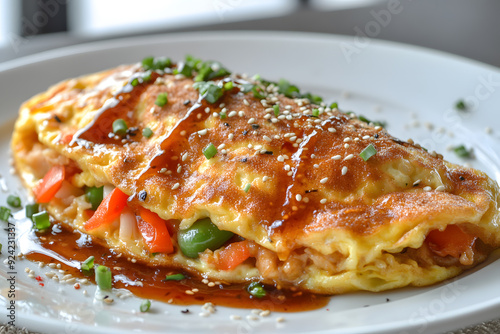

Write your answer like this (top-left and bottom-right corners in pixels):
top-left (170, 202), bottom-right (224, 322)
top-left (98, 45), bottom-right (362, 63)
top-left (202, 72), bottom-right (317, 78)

top-left (11, 55), bottom-right (500, 295)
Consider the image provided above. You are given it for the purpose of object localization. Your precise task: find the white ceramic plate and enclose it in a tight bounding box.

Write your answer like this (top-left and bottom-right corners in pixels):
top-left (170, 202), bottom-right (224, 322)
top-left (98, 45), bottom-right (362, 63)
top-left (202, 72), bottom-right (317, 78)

top-left (1, 31), bottom-right (500, 334)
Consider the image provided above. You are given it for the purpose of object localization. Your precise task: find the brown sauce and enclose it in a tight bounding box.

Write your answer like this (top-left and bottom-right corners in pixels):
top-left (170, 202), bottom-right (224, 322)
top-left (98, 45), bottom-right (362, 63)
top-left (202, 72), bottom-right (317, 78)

top-left (17, 214), bottom-right (328, 312)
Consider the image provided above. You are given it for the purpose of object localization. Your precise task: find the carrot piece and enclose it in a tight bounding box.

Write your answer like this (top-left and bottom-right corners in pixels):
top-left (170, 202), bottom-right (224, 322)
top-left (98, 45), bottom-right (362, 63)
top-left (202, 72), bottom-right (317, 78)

top-left (136, 207), bottom-right (173, 254)
top-left (83, 188), bottom-right (129, 231)
top-left (217, 241), bottom-right (251, 271)
top-left (33, 165), bottom-right (66, 203)
top-left (426, 225), bottom-right (477, 258)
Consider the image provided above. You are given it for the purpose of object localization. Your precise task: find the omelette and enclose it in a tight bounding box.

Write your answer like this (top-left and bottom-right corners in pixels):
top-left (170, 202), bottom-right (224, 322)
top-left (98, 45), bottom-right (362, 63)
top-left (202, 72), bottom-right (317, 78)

top-left (11, 56), bottom-right (500, 294)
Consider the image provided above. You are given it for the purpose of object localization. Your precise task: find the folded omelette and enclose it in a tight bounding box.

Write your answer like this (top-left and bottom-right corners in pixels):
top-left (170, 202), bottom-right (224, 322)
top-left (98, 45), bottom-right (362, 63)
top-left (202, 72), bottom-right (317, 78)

top-left (12, 56), bottom-right (500, 294)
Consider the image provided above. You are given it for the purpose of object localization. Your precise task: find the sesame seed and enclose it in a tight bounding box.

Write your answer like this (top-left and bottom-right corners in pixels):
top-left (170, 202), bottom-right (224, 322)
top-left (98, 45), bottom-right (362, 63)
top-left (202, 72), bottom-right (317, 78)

top-left (344, 144), bottom-right (350, 149)
top-left (185, 290), bottom-right (195, 295)
top-left (271, 118), bottom-right (278, 123)
top-left (238, 110), bottom-right (245, 117)
top-left (248, 144), bottom-right (253, 149)
top-left (263, 135), bottom-right (272, 142)
top-left (263, 176), bottom-right (270, 182)
top-left (332, 155), bottom-right (341, 160)
top-left (228, 111), bottom-right (237, 117)
top-left (221, 149), bottom-right (228, 154)
top-left (341, 166), bottom-right (348, 175)
top-left (217, 144), bottom-right (226, 150)
top-left (248, 118), bottom-right (256, 124)
top-left (172, 183), bottom-right (180, 190)
top-left (247, 315), bottom-right (259, 321)
top-left (243, 99), bottom-right (250, 106)
top-left (177, 165), bottom-right (182, 173)
top-left (276, 317), bottom-right (285, 323)
top-left (204, 107), bottom-right (210, 113)
top-left (320, 177), bottom-right (328, 184)
top-left (435, 185), bottom-right (446, 192)
top-left (159, 168), bottom-right (167, 173)
top-left (277, 155), bottom-right (285, 162)
top-left (254, 145), bottom-right (262, 150)
top-left (230, 315), bottom-right (242, 320)
top-left (208, 282), bottom-right (215, 287)
top-left (198, 129), bottom-right (208, 135)
top-left (197, 113), bottom-right (203, 119)
top-left (228, 133), bottom-right (234, 140)
top-left (182, 153), bottom-right (188, 161)
top-left (343, 137), bottom-right (352, 143)
top-left (264, 114), bottom-right (272, 119)
top-left (292, 206), bottom-right (298, 211)
top-left (284, 165), bottom-right (291, 171)
top-left (278, 115), bottom-right (286, 120)
top-left (362, 135), bottom-right (370, 140)
top-left (260, 310), bottom-right (271, 317)
top-left (313, 164), bottom-right (319, 168)
top-left (303, 197), bottom-right (309, 203)
top-left (328, 127), bottom-right (336, 133)
top-left (212, 112), bottom-right (218, 117)
top-left (413, 180), bottom-right (421, 186)
top-left (344, 154), bottom-right (354, 160)
top-left (56, 264), bottom-right (61, 269)
top-left (296, 194), bottom-right (302, 202)
top-left (423, 186), bottom-right (432, 192)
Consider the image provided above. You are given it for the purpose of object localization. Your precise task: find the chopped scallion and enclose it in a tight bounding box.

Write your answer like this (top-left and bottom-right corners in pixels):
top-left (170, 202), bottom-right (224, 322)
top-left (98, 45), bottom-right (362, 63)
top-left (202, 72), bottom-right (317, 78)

top-left (247, 282), bottom-right (266, 298)
top-left (312, 108), bottom-right (320, 117)
top-left (32, 211), bottom-right (51, 230)
top-left (95, 265), bottom-right (112, 290)
top-left (329, 102), bottom-right (338, 109)
top-left (142, 127), bottom-right (153, 138)
top-left (243, 183), bottom-right (251, 193)
top-left (455, 100), bottom-right (467, 111)
top-left (81, 256), bottom-right (95, 272)
top-left (163, 273), bottom-right (185, 281)
top-left (142, 70), bottom-right (152, 82)
top-left (140, 299), bottom-right (151, 312)
top-left (7, 195), bottom-right (21, 208)
top-left (202, 143), bottom-right (217, 159)
top-left (112, 119), bottom-right (128, 136)
top-left (0, 206), bottom-right (10, 222)
top-left (25, 203), bottom-right (39, 220)
top-left (453, 145), bottom-right (473, 158)
top-left (224, 81), bottom-right (233, 90)
top-left (360, 144), bottom-right (377, 161)
top-left (219, 110), bottom-right (227, 119)
top-left (273, 104), bottom-right (280, 117)
top-left (131, 78), bottom-right (139, 87)
top-left (155, 93), bottom-right (168, 107)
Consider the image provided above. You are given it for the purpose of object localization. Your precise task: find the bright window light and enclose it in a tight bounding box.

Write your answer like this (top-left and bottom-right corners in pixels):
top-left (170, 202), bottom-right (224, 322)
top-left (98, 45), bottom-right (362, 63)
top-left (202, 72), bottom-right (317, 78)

top-left (0, 0), bottom-right (15, 47)
top-left (70, 0), bottom-right (295, 37)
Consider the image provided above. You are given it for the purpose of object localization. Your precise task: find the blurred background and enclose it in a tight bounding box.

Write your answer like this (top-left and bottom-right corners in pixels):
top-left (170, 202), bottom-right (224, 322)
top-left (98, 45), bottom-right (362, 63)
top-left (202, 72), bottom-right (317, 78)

top-left (0, 0), bottom-right (499, 67)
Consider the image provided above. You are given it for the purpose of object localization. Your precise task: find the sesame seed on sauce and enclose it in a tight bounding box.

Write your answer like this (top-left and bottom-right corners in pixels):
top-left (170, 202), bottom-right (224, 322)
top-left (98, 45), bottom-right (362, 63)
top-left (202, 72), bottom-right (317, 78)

top-left (217, 143), bottom-right (226, 150)
top-left (228, 133), bottom-right (234, 140)
top-left (362, 135), bottom-right (370, 140)
top-left (277, 155), bottom-right (285, 162)
top-left (296, 194), bottom-right (302, 202)
top-left (243, 99), bottom-right (250, 106)
top-left (204, 107), bottom-right (210, 113)
top-left (181, 153), bottom-right (188, 161)
top-left (332, 155), bottom-right (341, 160)
top-left (180, 130), bottom-right (187, 136)
top-left (344, 154), bottom-right (354, 160)
top-left (197, 129), bottom-right (208, 135)
top-left (228, 111), bottom-right (237, 117)
top-left (423, 186), bottom-right (432, 192)
top-left (328, 128), bottom-right (336, 133)
top-left (262, 176), bottom-right (270, 182)
top-left (435, 185), bottom-right (446, 192)
top-left (172, 183), bottom-right (180, 190)
top-left (341, 166), bottom-right (348, 175)
top-left (263, 135), bottom-right (272, 142)
top-left (344, 144), bottom-right (350, 149)
top-left (248, 118), bottom-right (256, 124)
top-left (320, 177), bottom-right (328, 184)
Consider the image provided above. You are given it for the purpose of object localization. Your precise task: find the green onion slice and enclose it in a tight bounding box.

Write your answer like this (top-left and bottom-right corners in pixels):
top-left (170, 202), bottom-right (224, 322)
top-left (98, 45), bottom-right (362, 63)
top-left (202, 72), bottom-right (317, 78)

top-left (273, 104), bottom-right (280, 117)
top-left (455, 100), bottom-right (467, 111)
top-left (155, 93), bottom-right (168, 107)
top-left (330, 102), bottom-right (338, 109)
top-left (95, 265), bottom-right (112, 290)
top-left (131, 78), bottom-right (139, 87)
top-left (243, 183), bottom-right (251, 193)
top-left (0, 206), bottom-right (11, 222)
top-left (453, 145), bottom-right (473, 158)
top-left (7, 195), bottom-right (21, 208)
top-left (81, 256), bottom-right (95, 272)
top-left (33, 211), bottom-right (51, 230)
top-left (360, 144), bottom-right (377, 161)
top-left (247, 282), bottom-right (266, 298)
top-left (112, 119), bottom-right (128, 136)
top-left (202, 143), bottom-right (217, 159)
top-left (140, 299), bottom-right (151, 312)
top-left (163, 273), bottom-right (186, 281)
top-left (25, 203), bottom-right (39, 220)
top-left (219, 110), bottom-right (227, 120)
top-left (312, 108), bottom-right (320, 117)
top-left (224, 81), bottom-right (233, 91)
top-left (142, 127), bottom-right (153, 138)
